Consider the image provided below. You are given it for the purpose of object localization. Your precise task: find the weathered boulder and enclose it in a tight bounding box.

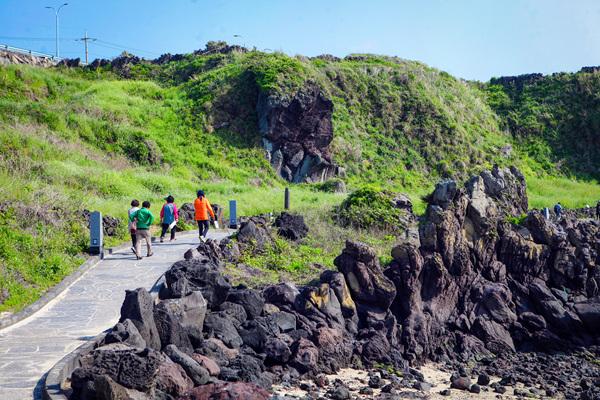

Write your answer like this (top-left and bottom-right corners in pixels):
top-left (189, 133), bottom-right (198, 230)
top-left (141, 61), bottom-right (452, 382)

top-left (290, 338), bottom-right (319, 373)
top-left (203, 312), bottom-right (244, 349)
top-left (334, 240), bottom-right (396, 310)
top-left (155, 356), bottom-right (194, 397)
top-left (274, 212), bottom-right (309, 241)
top-left (263, 282), bottom-right (300, 306)
top-left (103, 319), bottom-right (147, 349)
top-left (154, 291), bottom-right (207, 350)
top-left (119, 288), bottom-right (161, 350)
top-left (164, 258), bottom-right (231, 308)
top-left (236, 217), bottom-right (274, 252)
top-left (226, 286), bottom-right (265, 320)
top-left (72, 345), bottom-right (162, 396)
top-left (164, 344), bottom-right (210, 386)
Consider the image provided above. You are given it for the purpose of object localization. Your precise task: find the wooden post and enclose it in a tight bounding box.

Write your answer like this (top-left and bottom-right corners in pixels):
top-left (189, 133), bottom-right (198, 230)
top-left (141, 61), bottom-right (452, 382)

top-left (284, 187), bottom-right (290, 210)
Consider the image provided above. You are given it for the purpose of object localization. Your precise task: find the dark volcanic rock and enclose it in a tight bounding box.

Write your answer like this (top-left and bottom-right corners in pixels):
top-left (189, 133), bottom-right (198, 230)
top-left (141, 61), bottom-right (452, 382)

top-left (72, 344), bottom-right (162, 396)
top-left (334, 240), bottom-right (396, 310)
top-left (258, 83), bottom-right (340, 183)
top-left (71, 166), bottom-right (600, 400)
top-left (164, 258), bottom-right (231, 308)
top-left (164, 344), bottom-right (210, 386)
top-left (274, 212), bottom-right (309, 241)
top-left (119, 288), bottom-right (161, 350)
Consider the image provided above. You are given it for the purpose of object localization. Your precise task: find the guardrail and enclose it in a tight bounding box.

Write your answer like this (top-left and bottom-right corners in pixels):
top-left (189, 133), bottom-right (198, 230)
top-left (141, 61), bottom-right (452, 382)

top-left (0, 43), bottom-right (61, 61)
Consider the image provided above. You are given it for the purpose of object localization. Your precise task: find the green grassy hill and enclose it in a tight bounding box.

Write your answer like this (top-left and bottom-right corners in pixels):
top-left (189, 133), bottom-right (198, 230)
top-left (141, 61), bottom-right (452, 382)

top-left (1, 46), bottom-right (599, 312)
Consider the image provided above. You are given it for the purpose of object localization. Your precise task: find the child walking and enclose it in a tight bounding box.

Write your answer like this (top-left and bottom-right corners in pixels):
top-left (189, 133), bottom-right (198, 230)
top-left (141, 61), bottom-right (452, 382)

top-left (160, 195), bottom-right (179, 242)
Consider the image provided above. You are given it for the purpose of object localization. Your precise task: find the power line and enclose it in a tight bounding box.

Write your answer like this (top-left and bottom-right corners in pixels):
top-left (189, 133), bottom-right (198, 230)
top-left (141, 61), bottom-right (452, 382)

top-left (0, 35), bottom-right (77, 42)
top-left (0, 34), bottom-right (159, 59)
top-left (94, 39), bottom-right (159, 56)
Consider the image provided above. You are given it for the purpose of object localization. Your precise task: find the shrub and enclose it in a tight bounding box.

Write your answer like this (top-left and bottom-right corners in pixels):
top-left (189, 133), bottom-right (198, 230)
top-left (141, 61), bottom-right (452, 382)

top-left (336, 187), bottom-right (405, 231)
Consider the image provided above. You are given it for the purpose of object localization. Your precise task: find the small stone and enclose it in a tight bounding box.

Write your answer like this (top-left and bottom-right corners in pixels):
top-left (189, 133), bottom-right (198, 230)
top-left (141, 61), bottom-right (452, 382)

top-left (314, 374), bottom-right (329, 388)
top-left (413, 381), bottom-right (432, 391)
top-left (494, 386), bottom-right (507, 394)
top-left (470, 384), bottom-right (481, 394)
top-left (440, 389), bottom-right (451, 396)
top-left (328, 384), bottom-right (350, 400)
top-left (477, 373), bottom-right (490, 386)
top-left (368, 374), bottom-right (382, 388)
top-left (450, 376), bottom-right (471, 391)
top-left (381, 383), bottom-right (394, 393)
top-left (359, 386), bottom-right (373, 395)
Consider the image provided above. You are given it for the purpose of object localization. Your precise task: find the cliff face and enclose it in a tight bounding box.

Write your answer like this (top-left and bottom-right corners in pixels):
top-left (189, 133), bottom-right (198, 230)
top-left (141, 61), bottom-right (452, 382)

top-left (257, 83), bottom-right (340, 183)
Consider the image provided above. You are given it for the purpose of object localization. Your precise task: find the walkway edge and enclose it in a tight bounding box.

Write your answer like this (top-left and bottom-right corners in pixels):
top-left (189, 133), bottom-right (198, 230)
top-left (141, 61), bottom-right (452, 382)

top-left (0, 237), bottom-right (137, 331)
top-left (0, 231), bottom-right (204, 332)
top-left (0, 256), bottom-right (102, 331)
top-left (0, 232), bottom-right (196, 331)
top-left (42, 333), bottom-right (106, 400)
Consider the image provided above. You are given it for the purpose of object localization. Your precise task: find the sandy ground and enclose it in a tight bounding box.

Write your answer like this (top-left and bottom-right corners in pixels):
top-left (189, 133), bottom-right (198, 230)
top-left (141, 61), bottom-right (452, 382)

top-left (272, 363), bottom-right (562, 399)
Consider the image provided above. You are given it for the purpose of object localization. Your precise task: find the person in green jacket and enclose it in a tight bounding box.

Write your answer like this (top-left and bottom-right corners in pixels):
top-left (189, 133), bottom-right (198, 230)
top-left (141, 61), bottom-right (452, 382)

top-left (130, 200), bottom-right (154, 260)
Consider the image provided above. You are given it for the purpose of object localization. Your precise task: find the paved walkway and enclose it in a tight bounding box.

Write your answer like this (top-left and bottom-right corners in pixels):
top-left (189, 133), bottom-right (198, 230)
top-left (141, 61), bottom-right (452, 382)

top-left (0, 230), bottom-right (227, 400)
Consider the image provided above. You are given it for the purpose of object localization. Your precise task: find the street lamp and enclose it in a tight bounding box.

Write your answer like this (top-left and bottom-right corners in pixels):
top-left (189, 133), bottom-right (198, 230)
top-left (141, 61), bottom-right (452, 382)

top-left (45, 3), bottom-right (68, 59)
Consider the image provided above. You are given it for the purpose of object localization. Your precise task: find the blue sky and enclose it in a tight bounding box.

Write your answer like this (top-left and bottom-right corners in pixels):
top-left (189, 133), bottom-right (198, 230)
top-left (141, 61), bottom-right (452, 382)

top-left (1, 0), bottom-right (600, 80)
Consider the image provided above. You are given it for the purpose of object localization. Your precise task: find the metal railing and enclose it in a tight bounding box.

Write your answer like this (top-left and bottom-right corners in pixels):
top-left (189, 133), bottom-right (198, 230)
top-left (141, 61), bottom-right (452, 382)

top-left (0, 43), bottom-right (61, 61)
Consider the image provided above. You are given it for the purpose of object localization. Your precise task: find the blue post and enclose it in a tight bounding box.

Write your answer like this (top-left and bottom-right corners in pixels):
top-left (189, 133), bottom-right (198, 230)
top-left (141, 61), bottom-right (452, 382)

top-left (229, 200), bottom-right (238, 229)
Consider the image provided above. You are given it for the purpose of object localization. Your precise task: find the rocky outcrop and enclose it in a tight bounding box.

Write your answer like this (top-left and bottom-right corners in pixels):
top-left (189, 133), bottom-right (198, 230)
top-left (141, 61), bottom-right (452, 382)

top-left (257, 83), bottom-right (342, 183)
top-left (68, 166), bottom-right (600, 400)
top-left (386, 165), bottom-right (600, 364)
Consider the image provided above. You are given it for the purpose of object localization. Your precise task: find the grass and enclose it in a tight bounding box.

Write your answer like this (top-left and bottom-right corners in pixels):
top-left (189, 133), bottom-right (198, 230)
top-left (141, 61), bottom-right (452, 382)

top-left (224, 205), bottom-right (398, 288)
top-left (527, 175), bottom-right (600, 210)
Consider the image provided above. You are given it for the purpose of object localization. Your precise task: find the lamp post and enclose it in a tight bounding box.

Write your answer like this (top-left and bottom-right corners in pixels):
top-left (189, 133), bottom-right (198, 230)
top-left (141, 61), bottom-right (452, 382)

top-left (45, 3), bottom-right (68, 59)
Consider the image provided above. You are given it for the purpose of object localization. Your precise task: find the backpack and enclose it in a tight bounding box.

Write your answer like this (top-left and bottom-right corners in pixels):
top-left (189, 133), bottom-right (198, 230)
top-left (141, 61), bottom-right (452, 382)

top-left (163, 203), bottom-right (175, 224)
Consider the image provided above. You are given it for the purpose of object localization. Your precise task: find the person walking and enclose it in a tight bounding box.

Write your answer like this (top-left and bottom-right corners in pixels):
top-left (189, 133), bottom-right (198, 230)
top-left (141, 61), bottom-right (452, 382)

top-left (596, 201), bottom-right (600, 220)
top-left (130, 200), bottom-right (154, 260)
top-left (160, 195), bottom-right (179, 242)
top-left (194, 190), bottom-right (215, 241)
top-left (128, 199), bottom-right (140, 254)
top-left (554, 202), bottom-right (563, 221)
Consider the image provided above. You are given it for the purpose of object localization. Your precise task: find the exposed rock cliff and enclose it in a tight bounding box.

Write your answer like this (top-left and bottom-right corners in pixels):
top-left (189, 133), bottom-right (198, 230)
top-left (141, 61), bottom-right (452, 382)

top-left (257, 83), bottom-right (341, 183)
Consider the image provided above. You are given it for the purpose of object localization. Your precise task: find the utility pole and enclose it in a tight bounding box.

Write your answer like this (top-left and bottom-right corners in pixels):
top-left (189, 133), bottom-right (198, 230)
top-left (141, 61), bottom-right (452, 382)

top-left (45, 3), bottom-right (68, 59)
top-left (77, 31), bottom-right (97, 64)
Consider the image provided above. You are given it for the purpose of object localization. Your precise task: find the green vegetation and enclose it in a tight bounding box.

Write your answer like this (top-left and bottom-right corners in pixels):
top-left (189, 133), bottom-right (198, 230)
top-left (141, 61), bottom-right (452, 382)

top-left (1, 47), bottom-right (599, 312)
top-left (336, 188), bottom-right (406, 231)
top-left (487, 72), bottom-right (600, 179)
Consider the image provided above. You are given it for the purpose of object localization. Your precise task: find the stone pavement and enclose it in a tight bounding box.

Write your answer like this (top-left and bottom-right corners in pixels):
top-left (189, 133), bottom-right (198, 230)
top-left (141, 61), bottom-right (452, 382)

top-left (0, 230), bottom-right (228, 400)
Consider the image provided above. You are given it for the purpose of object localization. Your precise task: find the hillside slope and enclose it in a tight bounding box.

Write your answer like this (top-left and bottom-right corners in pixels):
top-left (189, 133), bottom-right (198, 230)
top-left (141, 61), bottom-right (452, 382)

top-left (1, 46), bottom-right (600, 312)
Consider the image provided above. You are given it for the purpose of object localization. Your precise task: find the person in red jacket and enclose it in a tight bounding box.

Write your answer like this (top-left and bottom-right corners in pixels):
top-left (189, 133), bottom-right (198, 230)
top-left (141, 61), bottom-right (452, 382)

top-left (194, 190), bottom-right (215, 241)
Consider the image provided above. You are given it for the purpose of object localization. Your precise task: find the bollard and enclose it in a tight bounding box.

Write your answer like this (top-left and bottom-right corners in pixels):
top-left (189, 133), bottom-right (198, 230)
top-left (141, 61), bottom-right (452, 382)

top-left (229, 200), bottom-right (238, 229)
top-left (284, 187), bottom-right (290, 210)
top-left (89, 211), bottom-right (104, 257)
